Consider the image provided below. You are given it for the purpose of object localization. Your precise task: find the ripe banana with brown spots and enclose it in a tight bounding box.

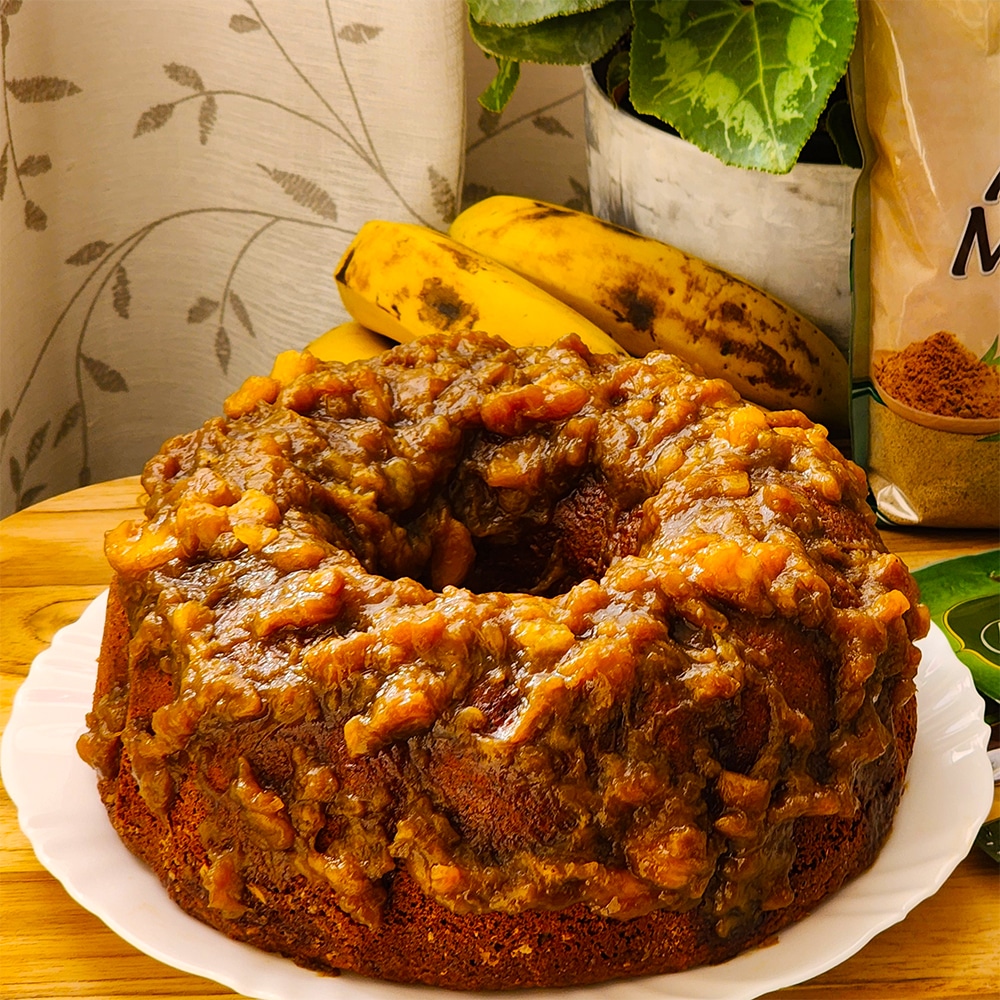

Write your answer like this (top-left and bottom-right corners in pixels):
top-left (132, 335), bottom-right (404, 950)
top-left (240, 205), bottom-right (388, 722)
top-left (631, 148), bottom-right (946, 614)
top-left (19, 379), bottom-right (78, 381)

top-left (449, 196), bottom-right (849, 431)
top-left (333, 220), bottom-right (626, 358)
top-left (306, 320), bottom-right (396, 364)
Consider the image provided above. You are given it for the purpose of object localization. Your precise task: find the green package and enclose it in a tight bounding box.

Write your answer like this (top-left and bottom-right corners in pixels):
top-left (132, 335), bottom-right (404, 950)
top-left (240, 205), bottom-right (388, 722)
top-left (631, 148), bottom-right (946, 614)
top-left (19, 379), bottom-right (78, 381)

top-left (912, 550), bottom-right (1000, 702)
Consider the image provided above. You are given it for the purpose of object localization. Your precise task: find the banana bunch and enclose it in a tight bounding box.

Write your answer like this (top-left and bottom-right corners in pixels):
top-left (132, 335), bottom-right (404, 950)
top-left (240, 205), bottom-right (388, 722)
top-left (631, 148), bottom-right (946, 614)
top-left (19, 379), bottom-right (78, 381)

top-left (332, 219), bottom-right (624, 357)
top-left (449, 195), bottom-right (849, 431)
top-left (313, 199), bottom-right (848, 431)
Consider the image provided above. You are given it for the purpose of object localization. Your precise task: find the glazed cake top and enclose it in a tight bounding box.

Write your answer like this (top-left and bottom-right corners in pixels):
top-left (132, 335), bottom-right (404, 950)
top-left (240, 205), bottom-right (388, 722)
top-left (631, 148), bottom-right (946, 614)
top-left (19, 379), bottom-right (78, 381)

top-left (94, 332), bottom-right (926, 934)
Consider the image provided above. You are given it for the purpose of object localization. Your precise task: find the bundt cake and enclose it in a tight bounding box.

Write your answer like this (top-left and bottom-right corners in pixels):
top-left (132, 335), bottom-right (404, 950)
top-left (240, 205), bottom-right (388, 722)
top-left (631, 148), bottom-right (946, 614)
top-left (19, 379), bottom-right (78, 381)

top-left (78, 332), bottom-right (928, 989)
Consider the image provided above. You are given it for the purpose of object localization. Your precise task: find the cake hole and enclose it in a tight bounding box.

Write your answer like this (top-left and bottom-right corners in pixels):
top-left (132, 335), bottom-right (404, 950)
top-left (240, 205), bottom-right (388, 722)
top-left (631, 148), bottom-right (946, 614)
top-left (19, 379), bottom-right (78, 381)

top-left (448, 478), bottom-right (643, 598)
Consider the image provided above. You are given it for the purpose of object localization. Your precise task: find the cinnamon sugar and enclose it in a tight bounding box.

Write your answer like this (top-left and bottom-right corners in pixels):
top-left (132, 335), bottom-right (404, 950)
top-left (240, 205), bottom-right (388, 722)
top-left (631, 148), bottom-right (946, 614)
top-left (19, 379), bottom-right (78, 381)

top-left (875, 331), bottom-right (999, 419)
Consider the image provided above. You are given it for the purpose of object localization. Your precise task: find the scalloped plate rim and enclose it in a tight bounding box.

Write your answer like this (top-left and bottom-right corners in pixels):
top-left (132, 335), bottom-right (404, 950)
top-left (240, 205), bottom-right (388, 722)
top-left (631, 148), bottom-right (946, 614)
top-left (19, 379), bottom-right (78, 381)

top-left (1, 591), bottom-right (992, 1000)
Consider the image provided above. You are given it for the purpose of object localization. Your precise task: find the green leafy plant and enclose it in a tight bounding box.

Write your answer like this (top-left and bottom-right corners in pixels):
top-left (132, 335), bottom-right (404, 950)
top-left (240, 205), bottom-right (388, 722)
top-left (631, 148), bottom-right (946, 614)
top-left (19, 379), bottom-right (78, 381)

top-left (467, 0), bottom-right (859, 174)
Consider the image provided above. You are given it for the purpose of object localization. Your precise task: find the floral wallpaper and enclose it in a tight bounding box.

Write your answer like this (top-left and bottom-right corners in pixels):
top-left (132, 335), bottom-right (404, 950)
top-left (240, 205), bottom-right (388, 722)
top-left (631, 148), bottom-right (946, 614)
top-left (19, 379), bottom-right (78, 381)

top-left (0, 0), bottom-right (590, 517)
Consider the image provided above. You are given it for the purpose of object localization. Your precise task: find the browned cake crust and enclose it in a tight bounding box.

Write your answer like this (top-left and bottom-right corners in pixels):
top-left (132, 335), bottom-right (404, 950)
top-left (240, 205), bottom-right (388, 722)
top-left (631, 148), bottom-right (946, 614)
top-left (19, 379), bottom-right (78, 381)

top-left (78, 333), bottom-right (927, 989)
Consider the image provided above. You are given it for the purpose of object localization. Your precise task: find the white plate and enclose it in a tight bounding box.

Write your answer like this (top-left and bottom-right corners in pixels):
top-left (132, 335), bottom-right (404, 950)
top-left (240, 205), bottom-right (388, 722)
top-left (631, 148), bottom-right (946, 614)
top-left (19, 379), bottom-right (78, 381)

top-left (2, 591), bottom-right (993, 1000)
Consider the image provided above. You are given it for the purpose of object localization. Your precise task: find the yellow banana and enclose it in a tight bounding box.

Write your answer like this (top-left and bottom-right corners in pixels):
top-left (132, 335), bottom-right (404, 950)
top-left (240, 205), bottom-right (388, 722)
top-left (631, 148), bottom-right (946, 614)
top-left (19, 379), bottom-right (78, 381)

top-left (333, 220), bottom-right (626, 357)
top-left (450, 196), bottom-right (849, 431)
top-left (306, 320), bottom-right (396, 364)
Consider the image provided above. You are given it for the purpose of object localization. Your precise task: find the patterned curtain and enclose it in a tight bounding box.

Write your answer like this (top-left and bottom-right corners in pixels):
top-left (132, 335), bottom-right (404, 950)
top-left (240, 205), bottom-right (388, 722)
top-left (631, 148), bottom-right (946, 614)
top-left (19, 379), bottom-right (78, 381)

top-left (0, 0), bottom-right (588, 517)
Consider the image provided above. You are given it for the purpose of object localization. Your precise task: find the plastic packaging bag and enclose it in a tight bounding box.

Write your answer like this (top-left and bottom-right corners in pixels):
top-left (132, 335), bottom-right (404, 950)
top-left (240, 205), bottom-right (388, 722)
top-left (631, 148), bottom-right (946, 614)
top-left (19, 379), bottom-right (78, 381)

top-left (851, 0), bottom-right (999, 528)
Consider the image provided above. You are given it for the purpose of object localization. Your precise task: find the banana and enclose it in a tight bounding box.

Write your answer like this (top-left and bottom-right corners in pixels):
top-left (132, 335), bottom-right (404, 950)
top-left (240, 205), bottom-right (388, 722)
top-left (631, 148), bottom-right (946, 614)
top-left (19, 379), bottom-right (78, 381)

top-left (333, 220), bottom-right (626, 357)
top-left (306, 320), bottom-right (396, 364)
top-left (450, 196), bottom-right (849, 431)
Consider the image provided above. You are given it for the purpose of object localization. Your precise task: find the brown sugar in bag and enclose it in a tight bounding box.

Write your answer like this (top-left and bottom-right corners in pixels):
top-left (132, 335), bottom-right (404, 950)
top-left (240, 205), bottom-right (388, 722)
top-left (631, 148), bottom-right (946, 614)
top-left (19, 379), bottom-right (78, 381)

top-left (851, 0), bottom-right (999, 528)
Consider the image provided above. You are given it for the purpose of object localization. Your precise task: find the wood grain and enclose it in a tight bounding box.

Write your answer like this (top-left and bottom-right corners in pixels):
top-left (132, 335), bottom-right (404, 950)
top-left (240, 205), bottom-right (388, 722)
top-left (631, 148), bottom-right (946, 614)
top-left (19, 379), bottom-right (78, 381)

top-left (1, 478), bottom-right (997, 999)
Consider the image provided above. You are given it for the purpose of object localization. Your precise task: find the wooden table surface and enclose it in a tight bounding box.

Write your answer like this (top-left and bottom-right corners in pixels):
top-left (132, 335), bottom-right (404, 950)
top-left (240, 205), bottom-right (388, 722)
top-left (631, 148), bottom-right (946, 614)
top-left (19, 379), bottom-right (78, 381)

top-left (1, 477), bottom-right (997, 1000)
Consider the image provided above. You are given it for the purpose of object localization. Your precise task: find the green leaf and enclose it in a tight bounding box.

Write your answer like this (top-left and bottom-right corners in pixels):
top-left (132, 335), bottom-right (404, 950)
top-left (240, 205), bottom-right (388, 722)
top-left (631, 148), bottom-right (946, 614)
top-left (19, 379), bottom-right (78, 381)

top-left (605, 48), bottom-right (631, 104)
top-left (478, 57), bottom-right (520, 113)
top-left (468, 1), bottom-right (632, 66)
top-left (981, 336), bottom-right (999, 366)
top-left (629, 0), bottom-right (858, 174)
top-left (468, 0), bottom-right (612, 28)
